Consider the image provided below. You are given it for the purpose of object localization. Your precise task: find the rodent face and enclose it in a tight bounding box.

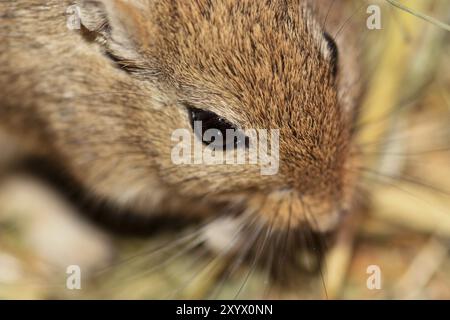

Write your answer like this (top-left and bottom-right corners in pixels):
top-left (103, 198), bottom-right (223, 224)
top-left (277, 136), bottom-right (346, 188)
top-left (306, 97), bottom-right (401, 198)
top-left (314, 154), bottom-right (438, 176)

top-left (71, 0), bottom-right (361, 232)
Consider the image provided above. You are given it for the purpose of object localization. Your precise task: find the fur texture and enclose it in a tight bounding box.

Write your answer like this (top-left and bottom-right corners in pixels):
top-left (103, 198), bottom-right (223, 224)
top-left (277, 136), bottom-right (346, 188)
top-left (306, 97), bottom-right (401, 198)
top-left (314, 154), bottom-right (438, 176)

top-left (0, 0), bottom-right (362, 237)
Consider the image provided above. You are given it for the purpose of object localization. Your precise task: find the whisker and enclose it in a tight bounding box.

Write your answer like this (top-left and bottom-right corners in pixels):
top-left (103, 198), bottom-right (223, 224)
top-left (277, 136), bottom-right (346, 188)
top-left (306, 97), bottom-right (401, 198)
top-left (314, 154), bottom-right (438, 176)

top-left (386, 0), bottom-right (450, 32)
top-left (353, 98), bottom-right (419, 135)
top-left (277, 193), bottom-right (293, 280)
top-left (299, 197), bottom-right (329, 299)
top-left (109, 233), bottom-right (207, 288)
top-left (209, 213), bottom-right (265, 299)
top-left (356, 166), bottom-right (450, 196)
top-left (322, 0), bottom-right (337, 30)
top-left (346, 168), bottom-right (448, 217)
top-left (262, 230), bottom-right (276, 299)
top-left (95, 217), bottom-right (218, 276)
top-left (167, 212), bottom-right (258, 299)
top-left (356, 123), bottom-right (449, 149)
top-left (233, 218), bottom-right (273, 300)
top-left (333, 2), bottom-right (366, 41)
top-left (355, 146), bottom-right (450, 157)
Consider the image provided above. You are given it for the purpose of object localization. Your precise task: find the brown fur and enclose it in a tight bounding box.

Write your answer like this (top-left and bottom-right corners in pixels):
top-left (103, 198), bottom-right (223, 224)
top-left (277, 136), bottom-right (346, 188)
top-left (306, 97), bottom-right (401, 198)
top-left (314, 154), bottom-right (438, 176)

top-left (0, 0), bottom-right (362, 233)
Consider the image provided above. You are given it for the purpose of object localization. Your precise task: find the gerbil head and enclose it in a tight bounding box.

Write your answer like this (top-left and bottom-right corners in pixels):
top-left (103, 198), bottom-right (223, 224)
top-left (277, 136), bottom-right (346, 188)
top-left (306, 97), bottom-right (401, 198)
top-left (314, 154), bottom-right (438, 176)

top-left (69, 0), bottom-right (361, 234)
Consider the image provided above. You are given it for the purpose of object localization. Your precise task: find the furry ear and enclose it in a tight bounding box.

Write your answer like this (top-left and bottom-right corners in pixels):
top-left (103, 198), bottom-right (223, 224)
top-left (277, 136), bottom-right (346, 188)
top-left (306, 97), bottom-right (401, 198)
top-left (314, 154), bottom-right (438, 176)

top-left (76, 0), bottom-right (150, 61)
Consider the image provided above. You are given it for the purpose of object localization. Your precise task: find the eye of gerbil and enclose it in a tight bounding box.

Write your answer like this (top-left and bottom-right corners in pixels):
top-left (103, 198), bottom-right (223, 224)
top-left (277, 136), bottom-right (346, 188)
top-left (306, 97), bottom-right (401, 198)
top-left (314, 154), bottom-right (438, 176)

top-left (187, 105), bottom-right (248, 150)
top-left (323, 32), bottom-right (339, 77)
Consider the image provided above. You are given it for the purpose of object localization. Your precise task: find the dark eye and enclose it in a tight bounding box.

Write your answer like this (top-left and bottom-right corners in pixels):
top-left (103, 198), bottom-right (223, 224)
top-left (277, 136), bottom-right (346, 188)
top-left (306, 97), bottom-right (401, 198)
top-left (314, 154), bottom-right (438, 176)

top-left (323, 32), bottom-right (339, 77)
top-left (187, 105), bottom-right (248, 150)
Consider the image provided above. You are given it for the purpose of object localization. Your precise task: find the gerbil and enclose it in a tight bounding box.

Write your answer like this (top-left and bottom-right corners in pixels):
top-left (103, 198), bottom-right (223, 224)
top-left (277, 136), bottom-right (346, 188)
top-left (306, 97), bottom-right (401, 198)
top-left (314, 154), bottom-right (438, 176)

top-left (0, 0), bottom-right (363, 276)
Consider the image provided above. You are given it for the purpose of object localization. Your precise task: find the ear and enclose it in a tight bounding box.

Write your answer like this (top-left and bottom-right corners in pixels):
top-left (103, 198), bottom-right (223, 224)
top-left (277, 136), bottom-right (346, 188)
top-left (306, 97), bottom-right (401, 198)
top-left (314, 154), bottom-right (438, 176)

top-left (76, 0), bottom-right (151, 61)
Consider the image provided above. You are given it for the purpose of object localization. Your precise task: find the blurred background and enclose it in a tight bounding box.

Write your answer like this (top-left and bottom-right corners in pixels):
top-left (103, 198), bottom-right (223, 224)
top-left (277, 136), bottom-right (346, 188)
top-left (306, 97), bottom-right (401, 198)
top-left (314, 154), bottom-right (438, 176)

top-left (0, 0), bottom-right (449, 299)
